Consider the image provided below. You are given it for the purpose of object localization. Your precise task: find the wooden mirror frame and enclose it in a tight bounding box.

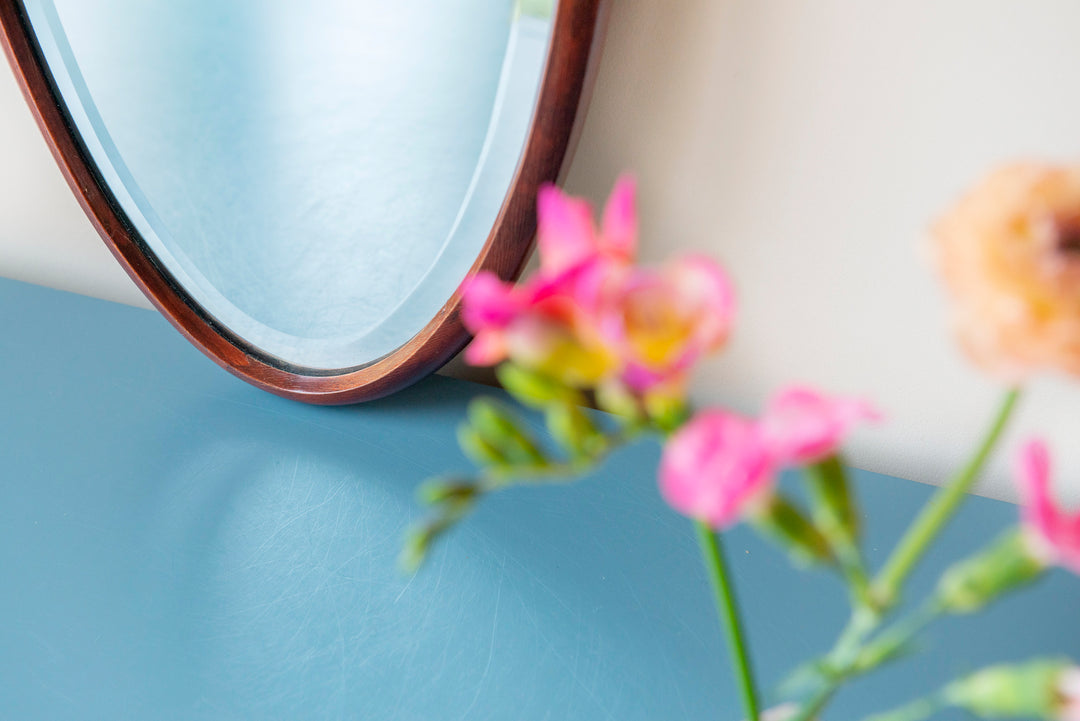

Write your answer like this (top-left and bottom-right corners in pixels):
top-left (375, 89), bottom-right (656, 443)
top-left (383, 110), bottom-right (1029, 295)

top-left (0, 0), bottom-right (607, 404)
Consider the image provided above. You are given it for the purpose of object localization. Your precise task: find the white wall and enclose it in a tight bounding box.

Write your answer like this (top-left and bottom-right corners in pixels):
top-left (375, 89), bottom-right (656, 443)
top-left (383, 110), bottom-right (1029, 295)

top-left (3, 1), bottom-right (1080, 503)
top-left (0, 53), bottom-right (149, 308)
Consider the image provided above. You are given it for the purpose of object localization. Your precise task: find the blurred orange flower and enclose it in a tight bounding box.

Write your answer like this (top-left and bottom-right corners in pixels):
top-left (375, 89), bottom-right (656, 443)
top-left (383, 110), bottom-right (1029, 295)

top-left (934, 162), bottom-right (1080, 381)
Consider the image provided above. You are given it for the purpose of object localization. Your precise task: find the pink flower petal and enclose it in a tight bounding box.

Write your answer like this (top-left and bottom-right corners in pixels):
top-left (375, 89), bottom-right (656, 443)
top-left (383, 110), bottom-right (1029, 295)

top-left (463, 330), bottom-right (508, 366)
top-left (659, 410), bottom-right (776, 528)
top-left (664, 254), bottom-right (737, 351)
top-left (598, 255), bottom-right (736, 395)
top-left (1015, 439), bottom-right (1080, 575)
top-left (536, 184), bottom-right (598, 275)
top-left (620, 361), bottom-right (670, 393)
top-left (460, 272), bottom-right (520, 331)
top-left (1017, 439), bottom-right (1056, 533)
top-left (600, 174), bottom-right (638, 261)
top-left (760, 386), bottom-right (880, 466)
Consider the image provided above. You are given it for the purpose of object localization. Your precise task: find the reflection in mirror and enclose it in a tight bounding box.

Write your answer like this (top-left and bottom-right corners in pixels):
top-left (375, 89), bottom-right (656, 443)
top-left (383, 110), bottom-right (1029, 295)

top-left (22, 0), bottom-right (554, 369)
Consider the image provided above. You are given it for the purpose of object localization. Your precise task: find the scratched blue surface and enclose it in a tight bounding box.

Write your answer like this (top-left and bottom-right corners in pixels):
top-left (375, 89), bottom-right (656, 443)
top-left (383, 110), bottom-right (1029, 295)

top-left (0, 278), bottom-right (1078, 720)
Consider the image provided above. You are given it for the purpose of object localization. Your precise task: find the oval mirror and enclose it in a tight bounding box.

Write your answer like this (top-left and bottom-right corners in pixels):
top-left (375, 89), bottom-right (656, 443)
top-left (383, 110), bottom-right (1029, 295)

top-left (0, 0), bottom-right (605, 402)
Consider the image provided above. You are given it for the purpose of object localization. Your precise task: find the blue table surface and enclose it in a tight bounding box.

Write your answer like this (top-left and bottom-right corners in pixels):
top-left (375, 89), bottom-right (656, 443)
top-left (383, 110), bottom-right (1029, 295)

top-left (0, 277), bottom-right (1077, 720)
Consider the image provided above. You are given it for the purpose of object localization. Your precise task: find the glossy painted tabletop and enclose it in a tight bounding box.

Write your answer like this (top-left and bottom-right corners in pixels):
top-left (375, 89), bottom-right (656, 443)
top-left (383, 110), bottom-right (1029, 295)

top-left (0, 278), bottom-right (1077, 719)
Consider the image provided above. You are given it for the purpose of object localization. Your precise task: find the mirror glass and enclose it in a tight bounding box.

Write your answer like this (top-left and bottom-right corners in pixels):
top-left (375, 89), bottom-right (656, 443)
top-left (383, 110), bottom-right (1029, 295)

top-left (21, 0), bottom-right (555, 369)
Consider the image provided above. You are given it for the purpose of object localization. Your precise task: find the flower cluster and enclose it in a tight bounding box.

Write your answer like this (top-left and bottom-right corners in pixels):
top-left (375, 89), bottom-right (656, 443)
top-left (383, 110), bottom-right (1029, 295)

top-left (659, 386), bottom-right (878, 531)
top-left (461, 176), bottom-right (735, 411)
top-left (421, 166), bottom-right (1080, 721)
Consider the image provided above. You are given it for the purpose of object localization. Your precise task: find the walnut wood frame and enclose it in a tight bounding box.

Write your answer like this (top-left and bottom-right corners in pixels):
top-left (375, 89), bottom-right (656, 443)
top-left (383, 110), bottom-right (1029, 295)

top-left (0, 0), bottom-right (607, 404)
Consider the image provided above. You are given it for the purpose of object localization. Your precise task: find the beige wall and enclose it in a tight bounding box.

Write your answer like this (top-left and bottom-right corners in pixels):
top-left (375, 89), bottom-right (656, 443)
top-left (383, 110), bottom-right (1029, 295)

top-left (3, 1), bottom-right (1080, 502)
top-left (559, 0), bottom-right (1080, 504)
top-left (0, 53), bottom-right (146, 308)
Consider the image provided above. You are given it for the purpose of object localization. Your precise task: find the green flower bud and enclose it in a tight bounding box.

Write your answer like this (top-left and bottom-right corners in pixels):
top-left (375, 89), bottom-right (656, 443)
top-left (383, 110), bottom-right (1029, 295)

top-left (944, 659), bottom-right (1073, 719)
top-left (417, 477), bottom-right (478, 506)
top-left (496, 363), bottom-right (582, 409)
top-left (457, 424), bottom-right (508, 467)
top-left (936, 529), bottom-right (1047, 614)
top-left (466, 399), bottom-right (547, 467)
top-left (645, 392), bottom-right (691, 434)
top-left (545, 402), bottom-right (602, 460)
top-left (595, 380), bottom-right (645, 424)
top-left (804, 455), bottom-right (860, 547)
top-left (400, 513), bottom-right (460, 573)
top-left (750, 494), bottom-right (833, 566)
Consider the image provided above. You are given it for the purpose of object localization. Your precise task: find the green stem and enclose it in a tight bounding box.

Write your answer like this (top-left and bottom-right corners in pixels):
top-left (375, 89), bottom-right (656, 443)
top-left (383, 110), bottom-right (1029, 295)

top-left (825, 605), bottom-right (882, 672)
top-left (695, 521), bottom-right (761, 721)
top-left (479, 426), bottom-right (644, 490)
top-left (862, 694), bottom-right (944, 721)
top-left (792, 683), bottom-right (837, 721)
top-left (804, 457), bottom-right (871, 606)
top-left (872, 388), bottom-right (1020, 607)
top-left (848, 600), bottom-right (941, 674)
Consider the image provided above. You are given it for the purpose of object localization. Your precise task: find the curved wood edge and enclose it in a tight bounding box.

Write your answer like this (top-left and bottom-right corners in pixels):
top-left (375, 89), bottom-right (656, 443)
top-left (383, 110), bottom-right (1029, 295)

top-left (0, 0), bottom-right (607, 404)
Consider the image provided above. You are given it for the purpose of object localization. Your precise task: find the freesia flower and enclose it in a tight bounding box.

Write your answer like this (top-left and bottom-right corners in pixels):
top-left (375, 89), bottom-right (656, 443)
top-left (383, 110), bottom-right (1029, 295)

top-left (460, 271), bottom-right (529, 366)
top-left (759, 386), bottom-right (880, 466)
top-left (460, 177), bottom-right (639, 385)
top-left (461, 270), bottom-right (618, 386)
top-left (933, 162), bottom-right (1080, 381)
top-left (1015, 439), bottom-right (1080, 575)
top-left (659, 410), bottom-right (775, 528)
top-left (601, 254), bottom-right (735, 397)
top-left (535, 174), bottom-right (637, 275)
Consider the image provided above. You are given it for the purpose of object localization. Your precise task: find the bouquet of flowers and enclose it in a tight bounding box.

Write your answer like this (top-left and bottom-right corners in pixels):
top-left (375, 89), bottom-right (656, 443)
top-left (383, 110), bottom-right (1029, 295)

top-left (403, 166), bottom-right (1080, 721)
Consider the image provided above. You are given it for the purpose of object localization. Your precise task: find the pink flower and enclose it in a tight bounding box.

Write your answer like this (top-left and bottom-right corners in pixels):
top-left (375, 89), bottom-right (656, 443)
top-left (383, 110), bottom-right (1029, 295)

top-left (659, 410), bottom-right (776, 528)
top-left (461, 270), bottom-right (618, 385)
top-left (460, 175), bottom-right (737, 397)
top-left (460, 271), bottom-right (528, 365)
top-left (459, 178), bottom-right (641, 384)
top-left (536, 174), bottom-right (637, 276)
top-left (602, 254), bottom-right (735, 395)
top-left (759, 386), bottom-right (881, 466)
top-left (1015, 440), bottom-right (1080, 575)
